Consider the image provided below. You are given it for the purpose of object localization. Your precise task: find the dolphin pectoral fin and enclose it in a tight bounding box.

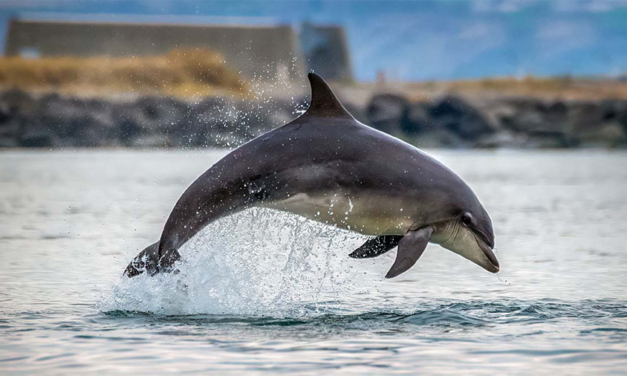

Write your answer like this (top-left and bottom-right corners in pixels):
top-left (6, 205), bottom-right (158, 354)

top-left (349, 235), bottom-right (403, 259)
top-left (385, 227), bottom-right (433, 279)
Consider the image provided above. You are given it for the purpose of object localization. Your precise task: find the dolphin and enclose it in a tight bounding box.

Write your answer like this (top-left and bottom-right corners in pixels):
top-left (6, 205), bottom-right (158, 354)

top-left (124, 73), bottom-right (499, 279)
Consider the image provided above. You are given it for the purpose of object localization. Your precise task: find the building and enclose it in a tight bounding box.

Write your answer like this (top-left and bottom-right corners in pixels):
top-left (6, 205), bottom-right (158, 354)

top-left (4, 17), bottom-right (353, 81)
top-left (300, 22), bottom-right (353, 81)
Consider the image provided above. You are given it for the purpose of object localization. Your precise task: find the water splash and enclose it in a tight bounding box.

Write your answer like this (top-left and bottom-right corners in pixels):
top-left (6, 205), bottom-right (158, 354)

top-left (99, 209), bottom-right (376, 316)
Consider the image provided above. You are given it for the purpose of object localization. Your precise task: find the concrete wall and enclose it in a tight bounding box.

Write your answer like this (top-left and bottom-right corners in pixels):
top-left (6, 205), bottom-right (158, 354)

top-left (300, 23), bottom-right (353, 81)
top-left (5, 19), bottom-right (305, 80)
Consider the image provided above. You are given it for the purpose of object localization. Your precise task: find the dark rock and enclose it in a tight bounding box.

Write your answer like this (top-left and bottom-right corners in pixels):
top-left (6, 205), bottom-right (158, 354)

top-left (474, 131), bottom-right (526, 149)
top-left (0, 89), bottom-right (35, 113)
top-left (2, 88), bottom-right (627, 149)
top-left (412, 129), bottom-right (467, 149)
top-left (569, 101), bottom-right (603, 129)
top-left (20, 94), bottom-right (119, 147)
top-left (135, 96), bottom-right (185, 132)
top-left (114, 96), bottom-right (187, 147)
top-left (563, 100), bottom-right (627, 147)
top-left (114, 103), bottom-right (146, 146)
top-left (366, 94), bottom-right (409, 133)
top-left (20, 131), bottom-right (56, 148)
top-left (0, 102), bottom-right (20, 147)
top-left (342, 102), bottom-right (368, 124)
top-left (576, 122), bottom-right (626, 147)
top-left (0, 101), bottom-right (10, 124)
top-left (495, 98), bottom-right (581, 147)
top-left (598, 99), bottom-right (627, 133)
top-left (0, 137), bottom-right (18, 148)
top-left (500, 98), bottom-right (570, 133)
top-left (0, 90), bottom-right (33, 148)
top-left (429, 96), bottom-right (496, 141)
top-left (0, 122), bottom-right (20, 148)
top-left (404, 102), bottom-right (431, 135)
top-left (526, 131), bottom-right (571, 148)
top-left (181, 97), bottom-right (241, 147)
top-left (131, 134), bottom-right (171, 148)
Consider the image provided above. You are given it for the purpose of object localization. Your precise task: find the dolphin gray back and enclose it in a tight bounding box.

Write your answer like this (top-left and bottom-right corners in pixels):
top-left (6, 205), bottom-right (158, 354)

top-left (155, 73), bottom-right (365, 256)
top-left (126, 73), bottom-right (479, 276)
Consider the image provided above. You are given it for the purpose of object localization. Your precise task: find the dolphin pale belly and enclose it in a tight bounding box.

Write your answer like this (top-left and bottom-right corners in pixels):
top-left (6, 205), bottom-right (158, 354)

top-left (124, 73), bottom-right (499, 279)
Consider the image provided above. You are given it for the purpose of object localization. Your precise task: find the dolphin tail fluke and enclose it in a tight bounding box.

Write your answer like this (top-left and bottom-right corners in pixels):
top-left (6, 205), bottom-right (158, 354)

top-left (123, 242), bottom-right (181, 278)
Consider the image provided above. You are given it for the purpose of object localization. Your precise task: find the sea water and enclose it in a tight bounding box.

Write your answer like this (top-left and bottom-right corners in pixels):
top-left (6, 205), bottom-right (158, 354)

top-left (0, 150), bottom-right (626, 374)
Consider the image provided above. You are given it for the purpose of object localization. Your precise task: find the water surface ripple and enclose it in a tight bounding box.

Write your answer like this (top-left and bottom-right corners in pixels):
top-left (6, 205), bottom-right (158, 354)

top-left (1, 150), bottom-right (626, 375)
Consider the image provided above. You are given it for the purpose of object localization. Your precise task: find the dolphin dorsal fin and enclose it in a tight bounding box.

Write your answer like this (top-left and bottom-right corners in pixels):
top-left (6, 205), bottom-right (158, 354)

top-left (303, 72), bottom-right (355, 120)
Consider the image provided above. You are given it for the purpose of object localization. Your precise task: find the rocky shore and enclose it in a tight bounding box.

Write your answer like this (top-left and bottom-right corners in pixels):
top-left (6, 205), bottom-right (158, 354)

top-left (1, 88), bottom-right (626, 149)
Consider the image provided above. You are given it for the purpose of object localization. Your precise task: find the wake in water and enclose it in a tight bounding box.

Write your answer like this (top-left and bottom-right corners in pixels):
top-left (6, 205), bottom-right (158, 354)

top-left (100, 208), bottom-right (385, 316)
top-left (98, 209), bottom-right (627, 338)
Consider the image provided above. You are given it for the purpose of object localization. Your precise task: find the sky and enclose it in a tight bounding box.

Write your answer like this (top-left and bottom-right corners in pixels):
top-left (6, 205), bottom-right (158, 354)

top-left (0, 0), bottom-right (626, 81)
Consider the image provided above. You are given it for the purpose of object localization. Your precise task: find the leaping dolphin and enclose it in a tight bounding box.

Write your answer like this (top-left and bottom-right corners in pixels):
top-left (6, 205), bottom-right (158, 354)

top-left (124, 73), bottom-right (499, 279)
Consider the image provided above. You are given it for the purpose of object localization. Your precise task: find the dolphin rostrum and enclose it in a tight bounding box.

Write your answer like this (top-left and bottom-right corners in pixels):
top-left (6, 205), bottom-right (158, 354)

top-left (124, 73), bottom-right (499, 279)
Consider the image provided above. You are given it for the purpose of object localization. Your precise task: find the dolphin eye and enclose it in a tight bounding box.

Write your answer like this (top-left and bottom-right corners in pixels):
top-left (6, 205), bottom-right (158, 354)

top-left (461, 213), bottom-right (473, 226)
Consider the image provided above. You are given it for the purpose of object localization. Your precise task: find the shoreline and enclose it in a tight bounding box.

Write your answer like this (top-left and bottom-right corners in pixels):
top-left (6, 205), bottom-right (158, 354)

top-left (1, 87), bottom-right (626, 149)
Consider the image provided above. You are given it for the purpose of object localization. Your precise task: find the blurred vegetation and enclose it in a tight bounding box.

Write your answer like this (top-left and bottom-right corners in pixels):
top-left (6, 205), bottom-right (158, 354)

top-left (0, 48), bottom-right (246, 97)
top-left (2, 49), bottom-right (626, 102)
top-left (406, 75), bottom-right (627, 101)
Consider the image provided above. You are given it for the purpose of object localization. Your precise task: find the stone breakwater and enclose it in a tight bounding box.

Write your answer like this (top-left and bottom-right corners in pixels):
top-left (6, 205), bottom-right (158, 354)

top-left (1, 89), bottom-right (626, 149)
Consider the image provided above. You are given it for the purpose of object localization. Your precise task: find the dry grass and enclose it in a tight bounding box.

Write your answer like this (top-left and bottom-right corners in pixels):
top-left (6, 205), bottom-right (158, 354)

top-left (0, 48), bottom-right (246, 97)
top-left (2, 51), bottom-right (625, 102)
top-left (402, 75), bottom-right (627, 101)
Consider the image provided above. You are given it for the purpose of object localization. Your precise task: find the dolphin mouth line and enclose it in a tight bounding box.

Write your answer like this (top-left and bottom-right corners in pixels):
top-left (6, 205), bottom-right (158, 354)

top-left (475, 235), bottom-right (500, 273)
